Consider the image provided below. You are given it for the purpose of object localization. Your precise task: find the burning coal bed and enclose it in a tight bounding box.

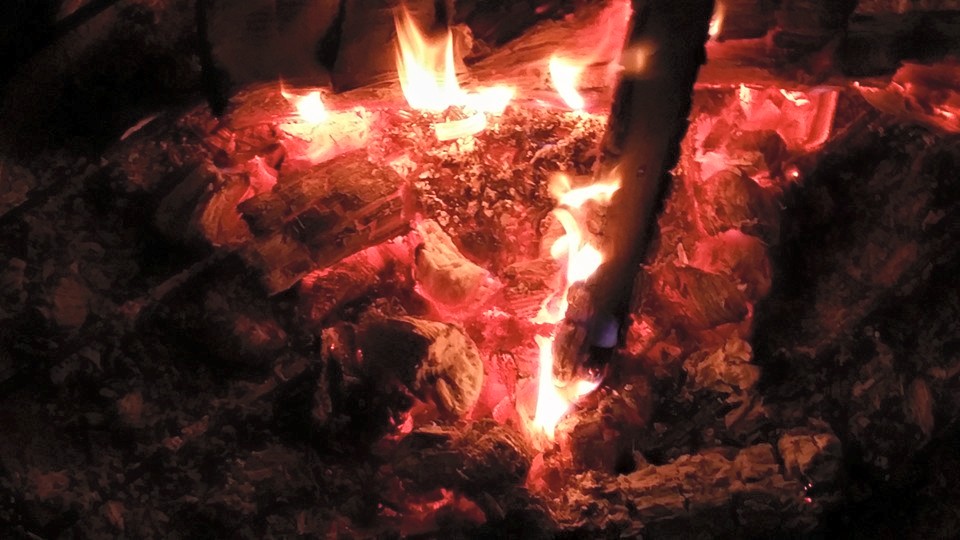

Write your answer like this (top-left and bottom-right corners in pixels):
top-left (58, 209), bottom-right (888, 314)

top-left (11, 2), bottom-right (960, 538)
top-left (84, 75), bottom-right (840, 536)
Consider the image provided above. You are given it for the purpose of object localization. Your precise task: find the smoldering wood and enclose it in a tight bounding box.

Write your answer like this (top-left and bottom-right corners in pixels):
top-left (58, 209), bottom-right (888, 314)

top-left (414, 219), bottom-right (494, 307)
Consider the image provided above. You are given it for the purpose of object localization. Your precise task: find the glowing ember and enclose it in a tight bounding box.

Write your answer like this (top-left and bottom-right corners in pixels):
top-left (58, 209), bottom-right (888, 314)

top-left (394, 6), bottom-right (514, 118)
top-left (281, 88), bottom-right (328, 124)
top-left (548, 56), bottom-right (586, 111)
top-left (530, 173), bottom-right (620, 442)
top-left (709, 3), bottom-right (725, 40)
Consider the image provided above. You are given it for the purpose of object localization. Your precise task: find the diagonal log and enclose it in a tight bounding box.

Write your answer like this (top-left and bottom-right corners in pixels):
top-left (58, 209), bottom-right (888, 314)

top-left (553, 0), bottom-right (716, 381)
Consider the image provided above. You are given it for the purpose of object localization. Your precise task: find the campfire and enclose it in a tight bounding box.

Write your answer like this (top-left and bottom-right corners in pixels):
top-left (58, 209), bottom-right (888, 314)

top-left (2, 0), bottom-right (960, 538)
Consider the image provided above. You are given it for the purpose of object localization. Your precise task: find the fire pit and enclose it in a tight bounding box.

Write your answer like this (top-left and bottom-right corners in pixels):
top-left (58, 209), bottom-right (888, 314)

top-left (2, 0), bottom-right (960, 538)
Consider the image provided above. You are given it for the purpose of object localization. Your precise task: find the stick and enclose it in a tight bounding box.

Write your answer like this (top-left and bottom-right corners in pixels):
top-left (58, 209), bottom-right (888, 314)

top-left (552, 0), bottom-right (716, 382)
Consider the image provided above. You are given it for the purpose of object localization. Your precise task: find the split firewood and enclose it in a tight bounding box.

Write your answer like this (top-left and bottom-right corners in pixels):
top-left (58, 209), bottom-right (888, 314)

top-left (771, 0), bottom-right (858, 59)
top-left (154, 162), bottom-right (248, 248)
top-left (205, 0), bottom-right (339, 86)
top-left (358, 316), bottom-right (483, 417)
top-left (238, 150), bottom-right (410, 294)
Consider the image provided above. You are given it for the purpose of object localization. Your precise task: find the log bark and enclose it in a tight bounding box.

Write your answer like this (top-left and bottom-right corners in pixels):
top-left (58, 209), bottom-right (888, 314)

top-left (552, 0), bottom-right (715, 382)
top-left (238, 150), bottom-right (410, 294)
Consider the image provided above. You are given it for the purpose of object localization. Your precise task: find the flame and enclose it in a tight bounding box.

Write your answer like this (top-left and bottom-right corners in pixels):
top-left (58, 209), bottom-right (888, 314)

top-left (548, 56), bottom-right (586, 111)
top-left (532, 336), bottom-right (601, 439)
top-left (394, 7), bottom-right (461, 112)
top-left (529, 173), bottom-right (620, 442)
top-left (709, 3), bottom-right (725, 40)
top-left (394, 6), bottom-right (514, 119)
top-left (281, 87), bottom-right (328, 124)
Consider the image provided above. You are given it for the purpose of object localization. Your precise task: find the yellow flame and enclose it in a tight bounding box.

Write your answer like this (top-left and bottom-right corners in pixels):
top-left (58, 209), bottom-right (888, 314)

top-left (394, 7), bottom-right (514, 117)
top-left (532, 336), bottom-right (601, 440)
top-left (281, 88), bottom-right (328, 124)
top-left (709, 3), bottom-right (725, 40)
top-left (548, 56), bottom-right (586, 111)
top-left (394, 7), bottom-right (462, 112)
top-left (530, 173), bottom-right (620, 442)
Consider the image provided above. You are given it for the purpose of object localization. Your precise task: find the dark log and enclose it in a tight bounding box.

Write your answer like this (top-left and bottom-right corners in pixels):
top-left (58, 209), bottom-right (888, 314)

top-left (205, 0), bottom-right (339, 86)
top-left (237, 150), bottom-right (410, 294)
top-left (552, 0), bottom-right (715, 382)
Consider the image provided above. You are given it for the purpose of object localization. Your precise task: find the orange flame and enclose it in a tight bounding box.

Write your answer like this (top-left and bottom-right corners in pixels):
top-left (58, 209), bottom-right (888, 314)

top-left (548, 56), bottom-right (586, 111)
top-left (530, 173), bottom-right (620, 442)
top-left (394, 6), bottom-right (514, 119)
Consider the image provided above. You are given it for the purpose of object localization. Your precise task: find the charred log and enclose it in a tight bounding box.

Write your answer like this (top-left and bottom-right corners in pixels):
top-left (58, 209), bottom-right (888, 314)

top-left (553, 0), bottom-right (716, 382)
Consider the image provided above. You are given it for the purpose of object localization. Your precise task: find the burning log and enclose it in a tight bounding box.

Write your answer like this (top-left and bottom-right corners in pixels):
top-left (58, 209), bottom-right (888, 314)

top-left (552, 0), bottom-right (716, 381)
top-left (358, 316), bottom-right (484, 417)
top-left (238, 150), bottom-right (410, 294)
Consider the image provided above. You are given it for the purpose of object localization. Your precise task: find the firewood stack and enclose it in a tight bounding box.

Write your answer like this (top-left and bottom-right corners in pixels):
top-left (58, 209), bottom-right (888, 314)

top-left (1, 0), bottom-right (960, 538)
